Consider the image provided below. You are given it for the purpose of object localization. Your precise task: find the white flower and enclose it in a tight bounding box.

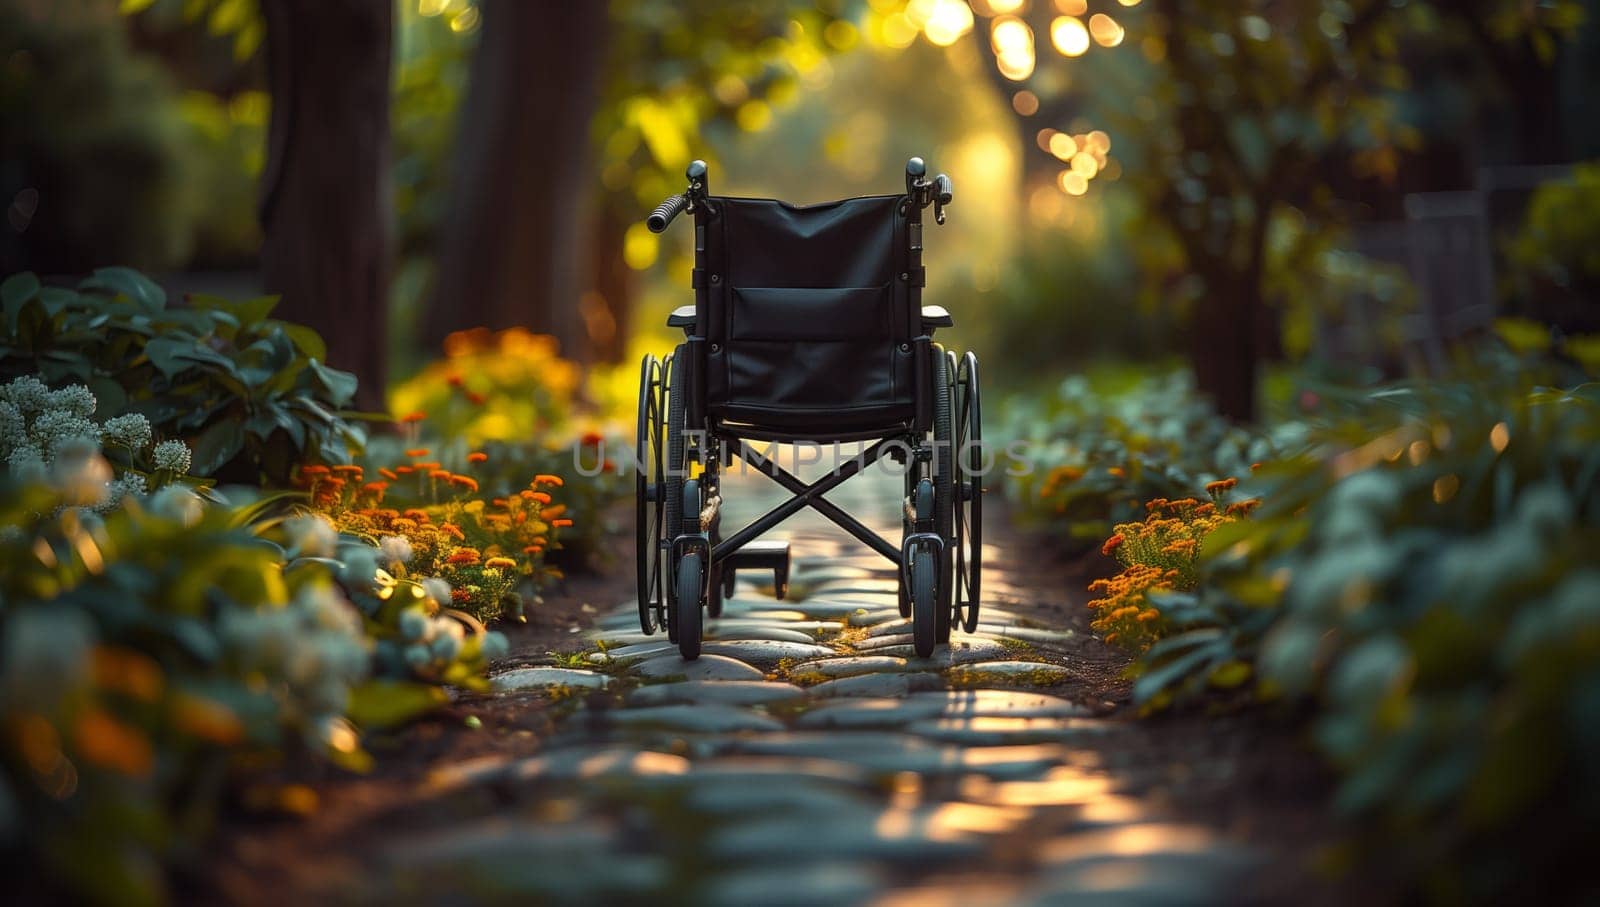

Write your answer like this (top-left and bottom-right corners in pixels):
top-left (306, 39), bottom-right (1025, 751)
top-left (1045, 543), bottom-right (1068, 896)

top-left (99, 472), bottom-right (148, 513)
top-left (30, 410), bottom-right (100, 459)
top-left (378, 535), bottom-right (414, 566)
top-left (151, 439), bottom-right (191, 474)
top-left (420, 577), bottom-right (452, 608)
top-left (47, 385), bottom-right (96, 419)
top-left (100, 413), bottom-right (152, 452)
top-left (1, 376), bottom-right (50, 417)
top-left (285, 513), bottom-right (338, 558)
top-left (6, 441), bottom-right (45, 479)
top-left (0, 401), bottom-right (23, 459)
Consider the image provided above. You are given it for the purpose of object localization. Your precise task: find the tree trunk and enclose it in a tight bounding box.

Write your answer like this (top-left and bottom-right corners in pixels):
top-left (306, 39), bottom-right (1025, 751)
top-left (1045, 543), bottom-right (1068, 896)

top-left (259, 0), bottom-right (392, 413)
top-left (582, 198), bottom-right (632, 363)
top-left (1189, 265), bottom-right (1260, 423)
top-left (425, 0), bottom-right (609, 362)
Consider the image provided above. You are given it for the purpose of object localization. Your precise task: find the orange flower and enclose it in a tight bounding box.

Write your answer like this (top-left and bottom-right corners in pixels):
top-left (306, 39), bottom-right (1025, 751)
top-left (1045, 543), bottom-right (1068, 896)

top-left (491, 497), bottom-right (507, 508)
top-left (363, 481), bottom-right (389, 495)
top-left (400, 411), bottom-right (426, 423)
top-left (333, 464), bottom-right (364, 475)
top-left (447, 549), bottom-right (482, 565)
top-left (415, 462), bottom-right (443, 471)
top-left (466, 391), bottom-right (487, 406)
top-left (1107, 467), bottom-right (1125, 478)
top-left (395, 465), bottom-right (415, 475)
top-left (428, 469), bottom-right (452, 480)
top-left (447, 374), bottom-right (464, 387)
top-left (541, 504), bottom-right (567, 520)
top-left (449, 475), bottom-right (480, 493)
top-left (532, 474), bottom-right (565, 487)
top-left (550, 518), bottom-right (574, 528)
top-left (1100, 534), bottom-right (1123, 556)
top-left (378, 467), bottom-right (400, 481)
top-left (405, 448), bottom-right (431, 458)
top-left (528, 491), bottom-right (552, 505)
top-left (440, 522), bottom-right (465, 540)
top-left (1205, 478), bottom-right (1239, 495)
top-left (519, 489), bottom-right (536, 500)
top-left (522, 544), bottom-right (545, 554)
top-left (580, 430), bottom-right (604, 446)
top-left (403, 509), bottom-right (430, 522)
top-left (301, 465), bottom-right (330, 476)
top-left (484, 556), bottom-right (517, 569)
top-left (467, 451), bottom-right (488, 464)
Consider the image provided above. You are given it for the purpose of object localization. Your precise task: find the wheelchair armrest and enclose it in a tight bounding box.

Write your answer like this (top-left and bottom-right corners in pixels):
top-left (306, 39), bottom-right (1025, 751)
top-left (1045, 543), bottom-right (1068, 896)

top-left (667, 305), bottom-right (696, 330)
top-left (921, 304), bottom-right (953, 330)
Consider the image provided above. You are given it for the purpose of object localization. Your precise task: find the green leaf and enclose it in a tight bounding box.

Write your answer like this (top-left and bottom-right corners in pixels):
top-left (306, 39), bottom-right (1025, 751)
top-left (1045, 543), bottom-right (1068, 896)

top-left (346, 680), bottom-right (450, 729)
top-left (145, 336), bottom-right (243, 381)
top-left (279, 322), bottom-right (326, 361)
top-left (1, 272), bottom-right (41, 327)
top-left (80, 267), bottom-right (166, 312)
top-left (307, 359), bottom-right (359, 407)
top-left (190, 419), bottom-right (246, 478)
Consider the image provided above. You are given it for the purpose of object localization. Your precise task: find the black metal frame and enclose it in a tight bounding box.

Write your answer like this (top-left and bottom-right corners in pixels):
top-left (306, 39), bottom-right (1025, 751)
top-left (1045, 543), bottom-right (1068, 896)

top-left (644, 156), bottom-right (964, 651)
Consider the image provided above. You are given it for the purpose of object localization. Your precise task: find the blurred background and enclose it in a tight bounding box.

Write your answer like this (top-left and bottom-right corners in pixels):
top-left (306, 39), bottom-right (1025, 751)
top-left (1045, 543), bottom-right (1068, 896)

top-left (6, 0), bottom-right (1597, 419)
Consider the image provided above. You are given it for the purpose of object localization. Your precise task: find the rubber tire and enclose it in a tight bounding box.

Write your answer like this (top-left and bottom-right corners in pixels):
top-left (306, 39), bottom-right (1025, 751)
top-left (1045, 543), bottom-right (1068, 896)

top-left (932, 350), bottom-right (955, 643)
top-left (956, 351), bottom-right (983, 633)
top-left (911, 549), bottom-right (937, 658)
top-left (664, 347), bottom-right (686, 643)
top-left (677, 552), bottom-right (703, 661)
top-left (635, 355), bottom-right (663, 634)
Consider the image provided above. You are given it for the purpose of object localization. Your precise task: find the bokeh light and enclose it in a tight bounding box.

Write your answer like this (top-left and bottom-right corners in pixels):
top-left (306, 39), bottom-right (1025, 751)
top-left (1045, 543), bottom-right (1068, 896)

top-left (1050, 17), bottom-right (1091, 57)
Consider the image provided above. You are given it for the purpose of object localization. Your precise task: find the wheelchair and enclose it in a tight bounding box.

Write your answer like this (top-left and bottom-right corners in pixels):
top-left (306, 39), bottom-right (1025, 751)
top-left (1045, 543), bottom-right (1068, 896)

top-left (635, 157), bottom-right (982, 660)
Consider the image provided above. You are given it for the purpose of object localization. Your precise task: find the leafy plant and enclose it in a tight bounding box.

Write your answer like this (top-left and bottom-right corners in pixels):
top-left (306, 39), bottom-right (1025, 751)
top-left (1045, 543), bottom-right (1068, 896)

top-left (1504, 162), bottom-right (1600, 333)
top-left (1, 269), bottom-right (367, 484)
top-left (0, 474), bottom-right (370, 905)
top-left (1132, 375), bottom-right (1600, 902)
top-left (1002, 371), bottom-right (1302, 548)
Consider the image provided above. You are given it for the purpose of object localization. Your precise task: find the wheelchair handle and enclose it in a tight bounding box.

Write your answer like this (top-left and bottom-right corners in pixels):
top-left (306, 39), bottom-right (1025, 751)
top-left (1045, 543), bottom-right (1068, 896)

top-left (934, 174), bottom-right (952, 206)
top-left (647, 193), bottom-right (689, 233)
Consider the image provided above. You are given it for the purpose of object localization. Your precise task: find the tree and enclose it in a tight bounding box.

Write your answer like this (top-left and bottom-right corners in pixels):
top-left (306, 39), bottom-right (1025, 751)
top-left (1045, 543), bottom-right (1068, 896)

top-left (423, 0), bottom-right (609, 359)
top-left (425, 0), bottom-right (859, 364)
top-left (938, 0), bottom-right (1582, 420)
top-left (258, 0), bottom-right (393, 412)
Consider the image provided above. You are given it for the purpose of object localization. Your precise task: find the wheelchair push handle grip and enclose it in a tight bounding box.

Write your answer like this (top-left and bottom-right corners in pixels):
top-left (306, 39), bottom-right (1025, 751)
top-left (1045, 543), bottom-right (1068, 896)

top-left (934, 173), bottom-right (953, 206)
top-left (647, 193), bottom-right (689, 233)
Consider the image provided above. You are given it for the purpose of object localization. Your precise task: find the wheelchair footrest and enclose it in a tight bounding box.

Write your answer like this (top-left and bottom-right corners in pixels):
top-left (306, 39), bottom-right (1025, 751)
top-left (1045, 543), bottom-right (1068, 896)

top-left (721, 539), bottom-right (791, 600)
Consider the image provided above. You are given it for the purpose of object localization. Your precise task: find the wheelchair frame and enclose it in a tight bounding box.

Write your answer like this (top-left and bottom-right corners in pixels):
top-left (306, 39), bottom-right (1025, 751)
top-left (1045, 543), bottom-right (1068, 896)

top-left (636, 157), bottom-right (982, 660)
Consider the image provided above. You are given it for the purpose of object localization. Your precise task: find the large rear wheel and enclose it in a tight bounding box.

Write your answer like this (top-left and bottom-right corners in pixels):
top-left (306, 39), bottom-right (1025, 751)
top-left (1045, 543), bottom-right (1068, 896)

top-left (932, 348), bottom-right (955, 644)
top-left (664, 347), bottom-right (687, 642)
top-left (955, 351), bottom-right (983, 633)
top-left (635, 355), bottom-right (665, 634)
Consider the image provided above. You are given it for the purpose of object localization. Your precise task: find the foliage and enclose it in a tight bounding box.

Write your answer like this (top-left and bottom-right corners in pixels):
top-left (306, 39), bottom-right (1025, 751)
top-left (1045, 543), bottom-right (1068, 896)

top-left (1, 269), bottom-right (366, 484)
top-left (1131, 374), bottom-right (1600, 902)
top-left (1089, 487), bottom-right (1257, 652)
top-left (1504, 161), bottom-right (1600, 333)
top-left (0, 474), bottom-right (370, 905)
top-left (1002, 371), bottom-right (1302, 547)
top-left (0, 2), bottom-right (203, 273)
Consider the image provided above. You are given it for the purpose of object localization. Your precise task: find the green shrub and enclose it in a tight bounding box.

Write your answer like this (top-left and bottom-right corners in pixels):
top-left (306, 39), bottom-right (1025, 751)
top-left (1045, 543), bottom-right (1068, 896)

top-left (1134, 376), bottom-right (1600, 902)
top-left (1001, 371), bottom-right (1303, 549)
top-left (1, 269), bottom-right (366, 484)
top-left (0, 474), bottom-right (370, 905)
top-left (1504, 162), bottom-right (1600, 332)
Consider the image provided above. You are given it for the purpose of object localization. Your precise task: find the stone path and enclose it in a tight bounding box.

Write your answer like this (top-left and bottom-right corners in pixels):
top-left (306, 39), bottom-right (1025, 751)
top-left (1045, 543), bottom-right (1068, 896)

top-left (375, 459), bottom-right (1264, 905)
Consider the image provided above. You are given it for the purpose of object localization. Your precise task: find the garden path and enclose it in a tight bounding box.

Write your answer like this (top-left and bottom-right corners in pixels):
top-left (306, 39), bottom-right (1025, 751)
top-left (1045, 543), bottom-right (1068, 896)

top-left (345, 459), bottom-right (1294, 905)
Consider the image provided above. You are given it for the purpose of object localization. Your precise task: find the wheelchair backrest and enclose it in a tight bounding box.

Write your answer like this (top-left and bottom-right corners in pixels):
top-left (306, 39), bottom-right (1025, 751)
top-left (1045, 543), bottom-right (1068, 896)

top-left (694, 194), bottom-right (919, 434)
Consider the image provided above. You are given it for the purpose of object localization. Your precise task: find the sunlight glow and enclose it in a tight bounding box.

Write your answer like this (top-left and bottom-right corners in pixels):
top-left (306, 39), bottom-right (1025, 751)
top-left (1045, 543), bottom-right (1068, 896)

top-left (991, 17), bottom-right (1036, 80)
top-left (921, 0), bottom-right (975, 45)
top-left (1050, 17), bottom-right (1091, 57)
top-left (1089, 13), bottom-right (1124, 47)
